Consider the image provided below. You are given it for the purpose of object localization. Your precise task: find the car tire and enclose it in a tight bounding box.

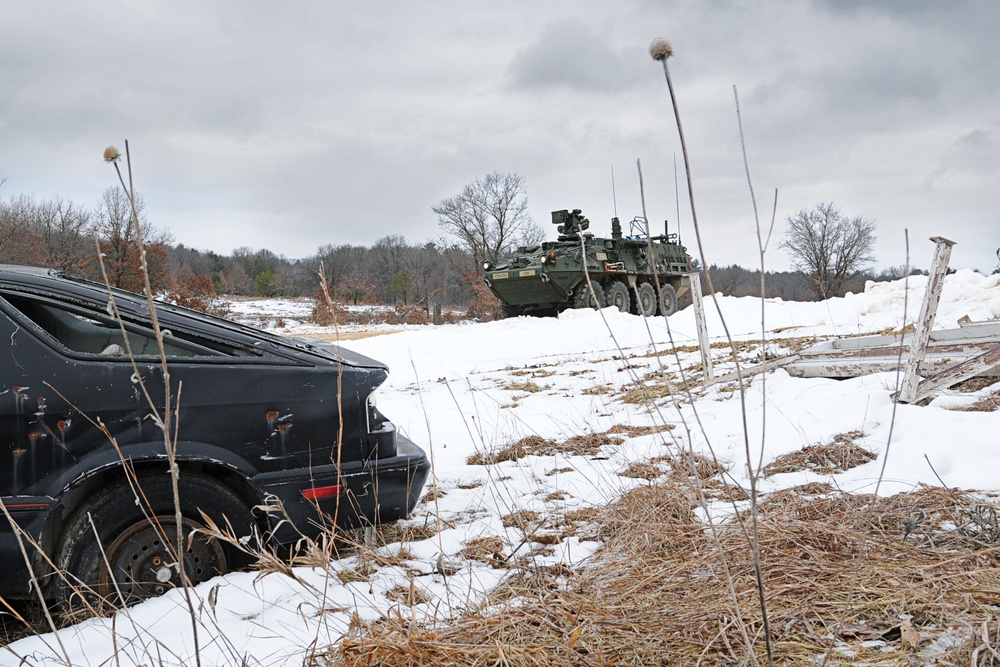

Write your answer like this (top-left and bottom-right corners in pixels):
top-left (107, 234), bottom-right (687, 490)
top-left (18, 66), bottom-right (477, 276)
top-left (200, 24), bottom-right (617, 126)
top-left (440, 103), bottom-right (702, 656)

top-left (636, 283), bottom-right (657, 317)
top-left (659, 283), bottom-right (679, 316)
top-left (55, 473), bottom-right (255, 609)
top-left (572, 281), bottom-right (605, 310)
top-left (606, 281), bottom-right (630, 313)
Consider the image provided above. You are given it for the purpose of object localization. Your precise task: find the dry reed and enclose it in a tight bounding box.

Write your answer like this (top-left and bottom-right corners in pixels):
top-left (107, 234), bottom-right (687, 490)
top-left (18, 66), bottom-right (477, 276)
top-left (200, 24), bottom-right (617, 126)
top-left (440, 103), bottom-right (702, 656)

top-left (338, 484), bottom-right (1000, 666)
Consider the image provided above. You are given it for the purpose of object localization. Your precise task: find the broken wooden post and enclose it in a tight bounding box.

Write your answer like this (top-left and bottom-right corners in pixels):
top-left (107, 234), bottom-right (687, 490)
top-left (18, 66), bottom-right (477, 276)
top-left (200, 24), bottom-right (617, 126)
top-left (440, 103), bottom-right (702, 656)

top-left (689, 273), bottom-right (713, 380)
top-left (897, 236), bottom-right (956, 403)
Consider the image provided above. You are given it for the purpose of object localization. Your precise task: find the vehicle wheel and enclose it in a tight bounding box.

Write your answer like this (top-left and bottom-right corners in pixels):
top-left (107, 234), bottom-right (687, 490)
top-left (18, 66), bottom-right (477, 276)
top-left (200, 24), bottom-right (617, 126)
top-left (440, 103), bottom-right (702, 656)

top-left (55, 473), bottom-right (255, 609)
top-left (659, 283), bottom-right (679, 316)
top-left (500, 303), bottom-right (522, 319)
top-left (605, 281), bottom-right (630, 313)
top-left (572, 280), bottom-right (605, 310)
top-left (636, 283), bottom-right (658, 317)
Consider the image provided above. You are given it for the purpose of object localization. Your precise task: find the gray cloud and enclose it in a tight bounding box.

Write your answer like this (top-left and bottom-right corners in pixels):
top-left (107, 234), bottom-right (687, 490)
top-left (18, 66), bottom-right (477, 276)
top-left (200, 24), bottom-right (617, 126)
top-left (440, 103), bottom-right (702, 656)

top-left (1, 0), bottom-right (998, 271)
top-left (506, 19), bottom-right (643, 92)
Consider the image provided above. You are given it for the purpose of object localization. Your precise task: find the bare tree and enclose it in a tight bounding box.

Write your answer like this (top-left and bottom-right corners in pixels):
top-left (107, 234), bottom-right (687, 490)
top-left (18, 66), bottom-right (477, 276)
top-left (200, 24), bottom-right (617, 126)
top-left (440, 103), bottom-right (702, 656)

top-left (433, 171), bottom-right (543, 268)
top-left (93, 187), bottom-right (173, 293)
top-left (37, 197), bottom-right (92, 273)
top-left (781, 202), bottom-right (876, 299)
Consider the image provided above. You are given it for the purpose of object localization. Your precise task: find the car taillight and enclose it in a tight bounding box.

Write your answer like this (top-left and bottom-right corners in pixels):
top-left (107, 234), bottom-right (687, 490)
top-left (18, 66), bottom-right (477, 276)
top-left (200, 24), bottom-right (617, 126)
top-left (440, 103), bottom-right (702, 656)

top-left (302, 485), bottom-right (344, 501)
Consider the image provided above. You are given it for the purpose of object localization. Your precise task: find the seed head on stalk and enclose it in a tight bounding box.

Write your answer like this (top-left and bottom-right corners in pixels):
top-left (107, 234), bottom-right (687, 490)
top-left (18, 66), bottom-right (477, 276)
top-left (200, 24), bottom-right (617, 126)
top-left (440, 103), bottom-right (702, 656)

top-left (649, 38), bottom-right (673, 61)
top-left (103, 145), bottom-right (121, 163)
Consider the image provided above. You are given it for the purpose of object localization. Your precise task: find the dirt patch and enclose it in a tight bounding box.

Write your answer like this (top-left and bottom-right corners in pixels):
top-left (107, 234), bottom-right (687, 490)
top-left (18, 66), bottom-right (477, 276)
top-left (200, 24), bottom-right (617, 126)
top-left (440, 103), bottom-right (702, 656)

top-left (764, 430), bottom-right (876, 476)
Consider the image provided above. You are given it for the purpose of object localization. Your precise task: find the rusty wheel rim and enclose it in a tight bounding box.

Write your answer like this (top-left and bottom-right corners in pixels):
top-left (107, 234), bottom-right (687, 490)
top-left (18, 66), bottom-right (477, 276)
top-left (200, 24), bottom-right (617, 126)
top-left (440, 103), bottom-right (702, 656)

top-left (96, 516), bottom-right (225, 603)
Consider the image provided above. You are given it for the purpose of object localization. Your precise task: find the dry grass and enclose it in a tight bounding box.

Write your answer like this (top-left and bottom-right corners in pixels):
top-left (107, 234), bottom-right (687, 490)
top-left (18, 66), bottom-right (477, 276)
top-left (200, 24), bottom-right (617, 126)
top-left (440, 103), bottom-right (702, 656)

top-left (501, 380), bottom-right (548, 393)
top-left (619, 461), bottom-right (665, 480)
top-left (459, 536), bottom-right (508, 566)
top-left (670, 451), bottom-right (727, 480)
top-left (502, 510), bottom-right (540, 529)
top-left (606, 423), bottom-right (676, 437)
top-left (764, 430), bottom-right (876, 476)
top-left (957, 392), bottom-right (1000, 412)
top-left (467, 432), bottom-right (626, 465)
top-left (339, 484), bottom-right (1000, 666)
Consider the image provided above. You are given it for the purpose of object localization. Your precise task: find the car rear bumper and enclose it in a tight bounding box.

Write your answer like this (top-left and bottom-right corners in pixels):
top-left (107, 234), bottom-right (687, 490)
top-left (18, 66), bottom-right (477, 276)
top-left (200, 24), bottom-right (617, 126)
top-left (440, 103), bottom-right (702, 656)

top-left (252, 434), bottom-right (431, 542)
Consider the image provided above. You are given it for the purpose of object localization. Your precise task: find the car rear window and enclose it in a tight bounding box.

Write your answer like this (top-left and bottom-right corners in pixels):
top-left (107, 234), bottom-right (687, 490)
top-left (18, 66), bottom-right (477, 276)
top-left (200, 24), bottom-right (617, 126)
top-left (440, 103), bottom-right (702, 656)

top-left (1, 291), bottom-right (251, 359)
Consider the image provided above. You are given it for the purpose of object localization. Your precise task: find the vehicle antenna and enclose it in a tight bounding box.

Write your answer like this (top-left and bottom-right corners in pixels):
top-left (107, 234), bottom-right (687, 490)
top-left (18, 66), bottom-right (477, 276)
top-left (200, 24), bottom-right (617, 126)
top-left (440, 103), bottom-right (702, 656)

top-left (674, 152), bottom-right (681, 245)
top-left (636, 158), bottom-right (649, 234)
top-left (611, 163), bottom-right (618, 218)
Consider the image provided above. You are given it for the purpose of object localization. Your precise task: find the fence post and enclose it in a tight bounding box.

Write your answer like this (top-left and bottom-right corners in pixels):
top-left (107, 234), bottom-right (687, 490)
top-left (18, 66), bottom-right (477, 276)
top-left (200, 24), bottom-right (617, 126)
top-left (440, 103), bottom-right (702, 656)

top-left (689, 274), bottom-right (713, 381)
top-left (897, 236), bottom-right (955, 403)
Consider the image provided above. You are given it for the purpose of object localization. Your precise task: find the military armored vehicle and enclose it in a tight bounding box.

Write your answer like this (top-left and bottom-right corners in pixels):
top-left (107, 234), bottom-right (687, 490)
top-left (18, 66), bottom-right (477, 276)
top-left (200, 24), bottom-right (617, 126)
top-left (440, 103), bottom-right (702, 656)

top-left (483, 209), bottom-right (694, 318)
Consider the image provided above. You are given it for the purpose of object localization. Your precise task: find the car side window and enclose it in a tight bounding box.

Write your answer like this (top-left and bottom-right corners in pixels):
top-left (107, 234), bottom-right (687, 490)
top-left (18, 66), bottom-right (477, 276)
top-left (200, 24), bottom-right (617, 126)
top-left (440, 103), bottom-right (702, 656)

top-left (1, 292), bottom-right (228, 359)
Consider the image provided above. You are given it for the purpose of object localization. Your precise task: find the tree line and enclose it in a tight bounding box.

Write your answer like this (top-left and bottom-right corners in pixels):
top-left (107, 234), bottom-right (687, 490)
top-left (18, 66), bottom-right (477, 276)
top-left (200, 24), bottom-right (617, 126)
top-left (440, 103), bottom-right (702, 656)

top-left (0, 185), bottom-right (478, 311)
top-left (4, 173), bottom-right (978, 318)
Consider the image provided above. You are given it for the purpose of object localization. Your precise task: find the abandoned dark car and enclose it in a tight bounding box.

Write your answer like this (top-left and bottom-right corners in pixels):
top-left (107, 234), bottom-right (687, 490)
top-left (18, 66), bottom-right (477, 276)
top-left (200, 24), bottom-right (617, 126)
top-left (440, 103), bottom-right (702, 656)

top-left (0, 265), bottom-right (430, 605)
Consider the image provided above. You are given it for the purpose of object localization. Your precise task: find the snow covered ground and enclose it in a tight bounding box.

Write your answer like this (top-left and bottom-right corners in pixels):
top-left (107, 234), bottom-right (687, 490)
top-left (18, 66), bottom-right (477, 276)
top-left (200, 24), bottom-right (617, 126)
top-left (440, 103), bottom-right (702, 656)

top-left (5, 270), bottom-right (1000, 666)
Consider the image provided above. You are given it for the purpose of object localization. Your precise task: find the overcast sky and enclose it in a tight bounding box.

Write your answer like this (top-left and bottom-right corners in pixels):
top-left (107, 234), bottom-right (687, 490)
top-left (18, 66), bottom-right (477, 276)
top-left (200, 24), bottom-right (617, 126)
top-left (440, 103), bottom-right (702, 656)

top-left (2, 1), bottom-right (998, 272)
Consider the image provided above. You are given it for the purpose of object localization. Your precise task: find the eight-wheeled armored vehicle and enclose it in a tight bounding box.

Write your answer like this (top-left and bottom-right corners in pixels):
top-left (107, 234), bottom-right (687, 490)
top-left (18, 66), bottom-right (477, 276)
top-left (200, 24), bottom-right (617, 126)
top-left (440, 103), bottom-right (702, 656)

top-left (483, 209), bottom-right (694, 318)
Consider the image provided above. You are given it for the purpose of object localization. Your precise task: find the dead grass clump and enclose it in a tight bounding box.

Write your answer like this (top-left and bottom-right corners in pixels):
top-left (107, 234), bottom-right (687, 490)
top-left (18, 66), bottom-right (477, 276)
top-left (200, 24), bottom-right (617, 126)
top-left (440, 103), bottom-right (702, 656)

top-left (469, 433), bottom-right (623, 463)
top-left (501, 510), bottom-right (540, 529)
top-left (342, 485), bottom-right (1000, 666)
top-left (466, 436), bottom-right (549, 465)
top-left (374, 522), bottom-right (438, 545)
top-left (957, 392), bottom-right (1000, 412)
top-left (384, 583), bottom-right (430, 605)
top-left (606, 423), bottom-right (676, 437)
top-left (763, 430), bottom-right (875, 476)
top-left (420, 488), bottom-right (445, 503)
top-left (701, 478), bottom-right (750, 502)
top-left (501, 379), bottom-right (547, 393)
top-left (620, 382), bottom-right (673, 404)
top-left (619, 462), bottom-right (664, 479)
top-left (528, 533), bottom-right (561, 545)
top-left (951, 377), bottom-right (998, 393)
top-left (459, 536), bottom-right (507, 565)
top-left (337, 568), bottom-right (370, 584)
top-left (670, 451), bottom-right (726, 480)
top-left (557, 433), bottom-right (624, 456)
